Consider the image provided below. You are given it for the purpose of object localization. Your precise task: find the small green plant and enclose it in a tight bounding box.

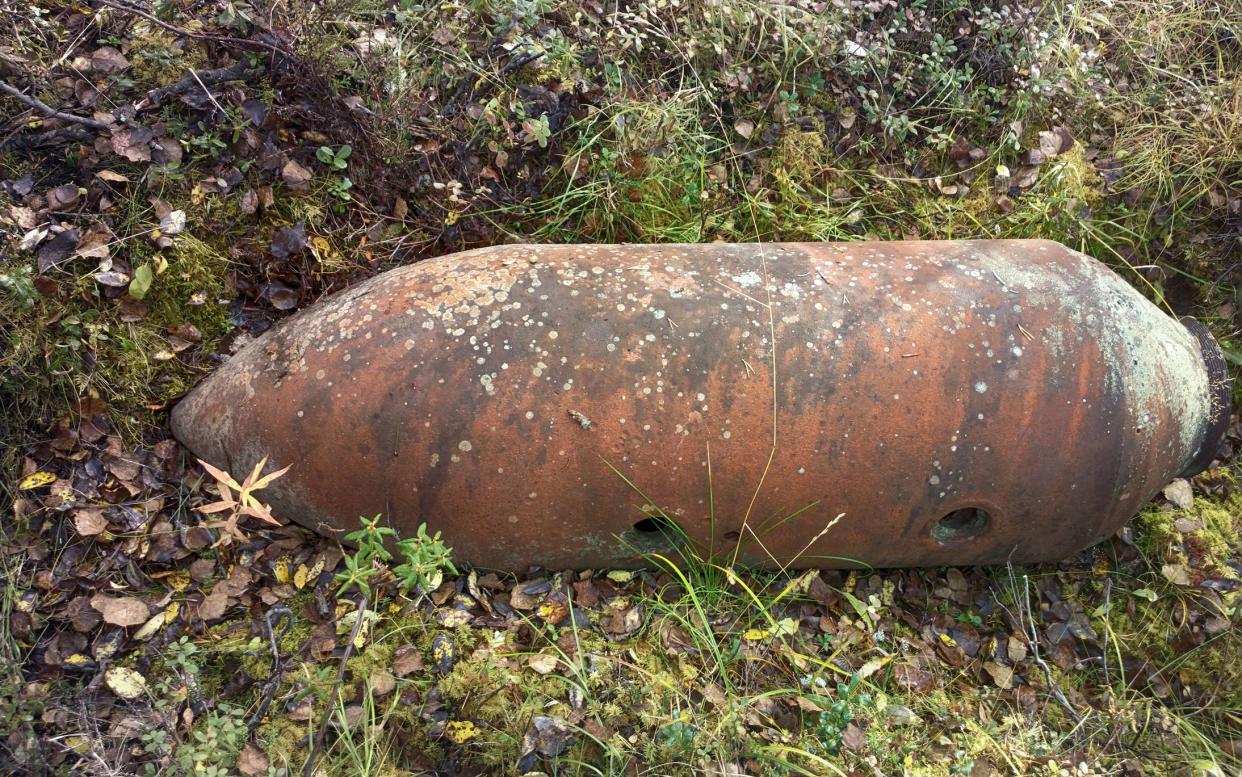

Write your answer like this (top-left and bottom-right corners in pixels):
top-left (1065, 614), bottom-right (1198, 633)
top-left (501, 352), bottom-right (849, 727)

top-left (316, 145), bottom-right (353, 203)
top-left (808, 673), bottom-right (870, 756)
top-left (0, 266), bottom-right (37, 308)
top-left (522, 114), bottom-right (552, 148)
top-left (394, 523), bottom-right (458, 593)
top-left (335, 514), bottom-right (394, 599)
top-left (164, 635), bottom-right (201, 676)
top-left (335, 516), bottom-right (457, 598)
top-left (325, 175), bottom-right (354, 202)
top-left (173, 703), bottom-right (248, 777)
top-left (659, 716), bottom-right (698, 755)
top-left (316, 144), bottom-right (351, 171)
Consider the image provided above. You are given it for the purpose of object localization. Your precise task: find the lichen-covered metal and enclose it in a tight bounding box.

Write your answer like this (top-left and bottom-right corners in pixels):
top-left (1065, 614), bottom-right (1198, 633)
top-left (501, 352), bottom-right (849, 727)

top-left (171, 240), bottom-right (1231, 570)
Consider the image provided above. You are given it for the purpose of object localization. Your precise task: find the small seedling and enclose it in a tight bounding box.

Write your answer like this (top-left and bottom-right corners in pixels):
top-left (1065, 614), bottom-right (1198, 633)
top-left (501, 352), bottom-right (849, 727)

top-left (316, 144), bottom-right (351, 170)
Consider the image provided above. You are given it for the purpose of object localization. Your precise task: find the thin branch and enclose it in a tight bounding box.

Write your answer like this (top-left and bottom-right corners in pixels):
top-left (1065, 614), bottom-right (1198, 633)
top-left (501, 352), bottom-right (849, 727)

top-left (303, 597), bottom-right (368, 777)
top-left (0, 79), bottom-right (112, 130)
top-left (1016, 569), bottom-right (1082, 723)
top-left (93, 0), bottom-right (282, 53)
top-left (188, 67), bottom-right (227, 114)
top-left (140, 60), bottom-right (264, 109)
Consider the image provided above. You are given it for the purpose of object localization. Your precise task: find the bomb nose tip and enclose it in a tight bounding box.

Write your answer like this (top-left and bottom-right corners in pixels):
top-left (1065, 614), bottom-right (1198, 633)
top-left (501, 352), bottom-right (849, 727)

top-left (1179, 317), bottom-right (1233, 477)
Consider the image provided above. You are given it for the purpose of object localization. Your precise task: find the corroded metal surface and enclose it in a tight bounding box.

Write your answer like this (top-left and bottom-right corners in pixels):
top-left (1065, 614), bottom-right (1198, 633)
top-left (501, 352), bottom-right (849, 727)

top-left (171, 240), bottom-right (1231, 569)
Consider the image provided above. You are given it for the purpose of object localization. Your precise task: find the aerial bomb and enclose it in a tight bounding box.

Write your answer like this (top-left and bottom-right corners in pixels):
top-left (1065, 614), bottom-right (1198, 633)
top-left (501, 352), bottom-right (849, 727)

top-left (171, 240), bottom-right (1231, 570)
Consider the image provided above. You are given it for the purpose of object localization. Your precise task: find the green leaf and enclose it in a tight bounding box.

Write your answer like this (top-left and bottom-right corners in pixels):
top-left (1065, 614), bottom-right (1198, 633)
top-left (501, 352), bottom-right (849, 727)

top-left (316, 146), bottom-right (334, 164)
top-left (1132, 588), bottom-right (1158, 602)
top-left (129, 264), bottom-right (154, 300)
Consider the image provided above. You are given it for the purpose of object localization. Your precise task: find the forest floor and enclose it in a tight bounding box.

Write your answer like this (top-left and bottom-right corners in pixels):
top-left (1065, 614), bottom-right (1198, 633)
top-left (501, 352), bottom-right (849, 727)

top-left (2, 1), bottom-right (1241, 775)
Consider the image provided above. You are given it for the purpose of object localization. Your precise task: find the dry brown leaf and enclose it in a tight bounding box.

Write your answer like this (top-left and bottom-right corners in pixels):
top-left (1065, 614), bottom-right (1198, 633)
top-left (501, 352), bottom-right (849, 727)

top-left (237, 743), bottom-right (270, 777)
top-left (842, 722), bottom-right (867, 751)
top-left (90, 594), bottom-right (149, 627)
top-left (197, 591), bottom-right (229, 621)
top-left (281, 159), bottom-right (313, 192)
top-left (46, 184), bottom-right (80, 211)
top-left (369, 668), bottom-right (396, 696)
top-left (393, 644), bottom-right (424, 677)
top-left (91, 46), bottom-right (129, 75)
top-left (984, 660), bottom-right (1014, 689)
top-left (74, 509), bottom-right (108, 536)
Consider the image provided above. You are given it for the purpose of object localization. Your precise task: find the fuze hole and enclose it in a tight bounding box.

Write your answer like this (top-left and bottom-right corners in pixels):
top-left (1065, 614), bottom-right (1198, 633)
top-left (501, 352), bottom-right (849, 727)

top-left (932, 508), bottom-right (990, 544)
top-left (620, 515), bottom-right (683, 553)
top-left (631, 517), bottom-right (664, 533)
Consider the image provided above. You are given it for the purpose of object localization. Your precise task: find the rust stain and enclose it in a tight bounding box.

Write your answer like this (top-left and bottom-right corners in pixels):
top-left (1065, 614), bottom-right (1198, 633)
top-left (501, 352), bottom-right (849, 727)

top-left (171, 241), bottom-right (1231, 570)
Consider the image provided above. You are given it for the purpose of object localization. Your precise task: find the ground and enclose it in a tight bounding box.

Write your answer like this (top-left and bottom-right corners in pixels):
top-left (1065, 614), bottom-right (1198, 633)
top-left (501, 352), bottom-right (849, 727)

top-left (1, 0), bottom-right (1241, 775)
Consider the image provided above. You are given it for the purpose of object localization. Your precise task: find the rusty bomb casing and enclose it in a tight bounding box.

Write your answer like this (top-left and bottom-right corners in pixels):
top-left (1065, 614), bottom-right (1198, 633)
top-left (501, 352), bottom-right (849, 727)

top-left (171, 240), bottom-right (1231, 570)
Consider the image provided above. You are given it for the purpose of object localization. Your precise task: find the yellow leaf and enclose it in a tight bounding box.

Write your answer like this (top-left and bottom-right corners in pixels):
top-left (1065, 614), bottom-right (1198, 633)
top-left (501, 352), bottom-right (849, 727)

top-left (309, 236), bottom-right (334, 262)
top-left (297, 556), bottom-right (325, 590)
top-left (939, 632), bottom-right (957, 648)
top-left (743, 628), bottom-right (770, 641)
top-left (844, 571), bottom-right (858, 591)
top-left (774, 617), bottom-right (798, 636)
top-left (105, 666), bottom-right (147, 700)
top-left (63, 653), bottom-right (93, 667)
top-left (152, 571), bottom-right (191, 591)
top-left (163, 601), bottom-right (181, 625)
top-left (133, 610), bottom-right (166, 641)
top-left (444, 720), bottom-right (478, 744)
top-left (857, 655), bottom-right (893, 679)
top-left (19, 471), bottom-right (56, 490)
top-left (274, 557), bottom-right (291, 584)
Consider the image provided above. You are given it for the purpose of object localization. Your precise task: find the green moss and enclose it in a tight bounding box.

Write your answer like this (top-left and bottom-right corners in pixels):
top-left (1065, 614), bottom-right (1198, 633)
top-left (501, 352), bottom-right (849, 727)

top-left (1134, 506), bottom-right (1183, 561)
top-left (259, 714), bottom-right (313, 770)
top-left (1134, 494), bottom-right (1241, 576)
top-left (128, 27), bottom-right (207, 88)
top-left (771, 125), bottom-right (829, 185)
top-left (145, 234), bottom-right (233, 343)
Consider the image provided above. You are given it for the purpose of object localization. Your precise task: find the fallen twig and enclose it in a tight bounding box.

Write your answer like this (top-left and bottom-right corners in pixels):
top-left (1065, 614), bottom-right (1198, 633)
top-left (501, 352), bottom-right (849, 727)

top-left (248, 605), bottom-right (293, 733)
top-left (94, 0), bottom-right (283, 53)
top-left (303, 596), bottom-right (368, 777)
top-left (1013, 566), bottom-right (1082, 723)
top-left (0, 79), bottom-right (112, 130)
top-left (142, 60), bottom-right (264, 108)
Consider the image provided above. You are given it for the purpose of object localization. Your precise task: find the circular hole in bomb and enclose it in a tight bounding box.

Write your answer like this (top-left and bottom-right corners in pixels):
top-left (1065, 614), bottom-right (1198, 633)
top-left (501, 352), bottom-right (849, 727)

top-left (932, 507), bottom-right (990, 545)
top-left (620, 515), bottom-right (684, 554)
